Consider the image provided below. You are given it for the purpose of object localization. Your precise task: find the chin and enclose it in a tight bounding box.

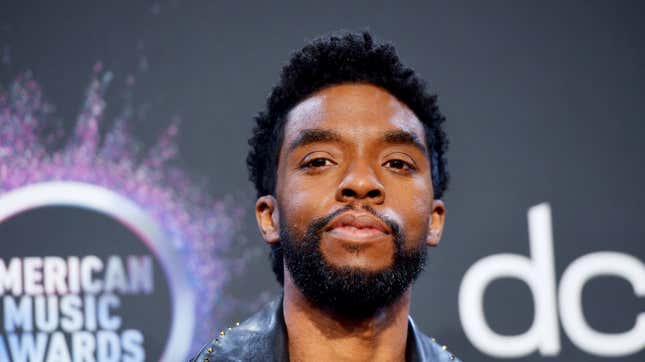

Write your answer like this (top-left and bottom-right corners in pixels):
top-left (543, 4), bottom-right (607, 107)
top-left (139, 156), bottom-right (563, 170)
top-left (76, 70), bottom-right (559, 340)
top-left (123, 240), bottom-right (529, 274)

top-left (325, 257), bottom-right (395, 273)
top-left (319, 236), bottom-right (396, 271)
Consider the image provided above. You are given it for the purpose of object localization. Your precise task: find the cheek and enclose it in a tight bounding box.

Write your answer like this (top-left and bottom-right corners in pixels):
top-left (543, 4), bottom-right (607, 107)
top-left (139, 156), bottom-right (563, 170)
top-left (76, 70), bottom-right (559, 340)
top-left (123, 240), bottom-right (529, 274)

top-left (387, 178), bottom-right (433, 241)
top-left (277, 173), bottom-right (337, 231)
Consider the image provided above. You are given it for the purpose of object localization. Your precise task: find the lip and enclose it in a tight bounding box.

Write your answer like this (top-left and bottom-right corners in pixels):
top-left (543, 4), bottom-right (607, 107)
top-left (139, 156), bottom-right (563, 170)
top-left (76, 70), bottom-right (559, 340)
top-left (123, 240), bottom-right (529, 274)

top-left (324, 211), bottom-right (391, 242)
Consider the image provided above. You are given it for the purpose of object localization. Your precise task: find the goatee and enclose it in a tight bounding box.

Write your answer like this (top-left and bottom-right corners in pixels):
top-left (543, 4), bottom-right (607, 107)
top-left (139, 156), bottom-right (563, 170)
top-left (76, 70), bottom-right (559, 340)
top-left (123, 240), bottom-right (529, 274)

top-left (280, 205), bottom-right (427, 320)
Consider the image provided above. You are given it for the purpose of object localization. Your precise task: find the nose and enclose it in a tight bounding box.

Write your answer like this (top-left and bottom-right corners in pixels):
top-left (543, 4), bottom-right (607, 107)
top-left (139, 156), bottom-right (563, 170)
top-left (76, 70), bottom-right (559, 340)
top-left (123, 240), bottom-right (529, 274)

top-left (335, 160), bottom-right (385, 204)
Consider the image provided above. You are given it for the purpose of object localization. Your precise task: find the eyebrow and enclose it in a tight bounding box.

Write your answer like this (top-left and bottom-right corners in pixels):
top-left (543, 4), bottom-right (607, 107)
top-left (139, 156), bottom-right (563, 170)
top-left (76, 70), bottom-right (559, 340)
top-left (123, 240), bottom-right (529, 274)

top-left (383, 130), bottom-right (428, 154)
top-left (286, 128), bottom-right (428, 155)
top-left (287, 129), bottom-right (342, 153)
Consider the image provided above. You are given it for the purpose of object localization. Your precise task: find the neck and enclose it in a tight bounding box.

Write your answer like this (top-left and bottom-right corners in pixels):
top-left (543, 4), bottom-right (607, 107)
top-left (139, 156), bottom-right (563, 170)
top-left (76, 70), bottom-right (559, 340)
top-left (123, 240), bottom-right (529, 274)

top-left (283, 271), bottom-right (411, 362)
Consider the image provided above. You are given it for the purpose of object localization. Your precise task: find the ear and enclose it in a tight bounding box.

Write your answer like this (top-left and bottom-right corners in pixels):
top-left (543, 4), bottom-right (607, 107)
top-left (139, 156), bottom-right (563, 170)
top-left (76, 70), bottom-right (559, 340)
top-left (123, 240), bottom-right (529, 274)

top-left (255, 195), bottom-right (280, 244)
top-left (426, 199), bottom-right (446, 247)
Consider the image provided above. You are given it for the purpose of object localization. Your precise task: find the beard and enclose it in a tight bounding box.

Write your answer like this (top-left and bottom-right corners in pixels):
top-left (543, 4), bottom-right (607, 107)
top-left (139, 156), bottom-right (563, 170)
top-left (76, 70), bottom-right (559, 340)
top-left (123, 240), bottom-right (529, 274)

top-left (279, 205), bottom-right (428, 320)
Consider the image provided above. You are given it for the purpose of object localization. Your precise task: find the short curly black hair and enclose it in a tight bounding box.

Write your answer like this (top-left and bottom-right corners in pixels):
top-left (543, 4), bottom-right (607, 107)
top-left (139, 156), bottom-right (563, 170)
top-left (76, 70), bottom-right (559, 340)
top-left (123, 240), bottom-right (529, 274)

top-left (246, 31), bottom-right (449, 284)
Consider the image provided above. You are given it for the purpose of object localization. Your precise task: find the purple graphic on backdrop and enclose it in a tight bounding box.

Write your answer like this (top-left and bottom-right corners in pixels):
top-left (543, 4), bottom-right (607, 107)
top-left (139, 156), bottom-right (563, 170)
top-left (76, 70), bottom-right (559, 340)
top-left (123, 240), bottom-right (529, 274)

top-left (0, 67), bottom-right (244, 359)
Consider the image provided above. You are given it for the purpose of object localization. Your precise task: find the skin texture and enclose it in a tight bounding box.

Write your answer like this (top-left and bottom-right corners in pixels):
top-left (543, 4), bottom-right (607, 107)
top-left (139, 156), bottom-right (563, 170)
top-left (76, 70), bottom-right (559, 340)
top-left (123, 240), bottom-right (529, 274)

top-left (255, 83), bottom-right (446, 362)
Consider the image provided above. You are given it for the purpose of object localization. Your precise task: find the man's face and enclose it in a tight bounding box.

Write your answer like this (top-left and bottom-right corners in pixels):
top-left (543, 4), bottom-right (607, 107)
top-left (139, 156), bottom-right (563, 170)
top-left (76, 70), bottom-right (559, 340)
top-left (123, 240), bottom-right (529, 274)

top-left (257, 83), bottom-right (445, 315)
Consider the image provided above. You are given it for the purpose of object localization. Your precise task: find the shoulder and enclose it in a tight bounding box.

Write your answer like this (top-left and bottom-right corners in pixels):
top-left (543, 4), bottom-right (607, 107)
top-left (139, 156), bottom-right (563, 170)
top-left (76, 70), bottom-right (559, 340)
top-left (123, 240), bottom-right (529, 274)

top-left (189, 322), bottom-right (266, 362)
top-left (189, 297), bottom-right (285, 362)
top-left (409, 317), bottom-right (463, 362)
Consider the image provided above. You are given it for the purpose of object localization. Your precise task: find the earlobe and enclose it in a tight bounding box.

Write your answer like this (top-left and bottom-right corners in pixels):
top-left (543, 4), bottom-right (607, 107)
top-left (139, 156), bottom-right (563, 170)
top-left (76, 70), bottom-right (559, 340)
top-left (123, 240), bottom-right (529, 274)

top-left (255, 195), bottom-right (280, 244)
top-left (426, 199), bottom-right (446, 247)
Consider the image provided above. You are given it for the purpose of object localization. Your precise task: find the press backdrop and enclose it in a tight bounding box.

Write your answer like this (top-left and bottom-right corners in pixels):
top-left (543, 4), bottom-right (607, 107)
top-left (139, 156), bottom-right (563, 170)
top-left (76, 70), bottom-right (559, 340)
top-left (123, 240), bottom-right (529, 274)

top-left (1, 1), bottom-right (643, 361)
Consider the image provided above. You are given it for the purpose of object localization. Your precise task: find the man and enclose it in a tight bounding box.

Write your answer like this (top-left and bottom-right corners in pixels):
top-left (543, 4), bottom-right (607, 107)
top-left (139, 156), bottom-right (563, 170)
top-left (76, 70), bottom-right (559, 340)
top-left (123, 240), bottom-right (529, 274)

top-left (191, 31), bottom-right (460, 362)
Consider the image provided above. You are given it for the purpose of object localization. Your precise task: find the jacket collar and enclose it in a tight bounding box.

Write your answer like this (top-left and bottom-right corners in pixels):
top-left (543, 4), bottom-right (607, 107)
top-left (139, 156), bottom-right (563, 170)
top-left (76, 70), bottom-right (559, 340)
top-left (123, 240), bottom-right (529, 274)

top-left (191, 295), bottom-right (461, 361)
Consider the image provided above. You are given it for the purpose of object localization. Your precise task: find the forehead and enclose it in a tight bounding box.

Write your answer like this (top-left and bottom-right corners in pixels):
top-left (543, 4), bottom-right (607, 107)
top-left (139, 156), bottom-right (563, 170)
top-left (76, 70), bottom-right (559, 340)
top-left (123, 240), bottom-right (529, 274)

top-left (283, 83), bottom-right (425, 145)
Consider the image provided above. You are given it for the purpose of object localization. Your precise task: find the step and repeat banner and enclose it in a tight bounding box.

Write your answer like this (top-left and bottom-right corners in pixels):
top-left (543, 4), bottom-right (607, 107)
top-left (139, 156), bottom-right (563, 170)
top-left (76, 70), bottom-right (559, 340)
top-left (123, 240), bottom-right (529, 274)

top-left (1, 1), bottom-right (643, 361)
top-left (0, 72), bottom-right (242, 361)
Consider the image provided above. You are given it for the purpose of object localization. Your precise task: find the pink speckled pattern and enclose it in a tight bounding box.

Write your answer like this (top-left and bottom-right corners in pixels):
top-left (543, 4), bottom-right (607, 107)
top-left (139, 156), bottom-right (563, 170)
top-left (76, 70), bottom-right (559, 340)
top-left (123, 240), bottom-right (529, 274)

top-left (0, 68), bottom-right (245, 350)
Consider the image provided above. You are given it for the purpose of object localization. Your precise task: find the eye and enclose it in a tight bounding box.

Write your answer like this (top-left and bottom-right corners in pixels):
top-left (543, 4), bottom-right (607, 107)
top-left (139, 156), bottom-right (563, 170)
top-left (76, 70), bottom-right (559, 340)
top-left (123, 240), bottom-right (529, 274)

top-left (301, 157), bottom-right (335, 169)
top-left (383, 159), bottom-right (416, 172)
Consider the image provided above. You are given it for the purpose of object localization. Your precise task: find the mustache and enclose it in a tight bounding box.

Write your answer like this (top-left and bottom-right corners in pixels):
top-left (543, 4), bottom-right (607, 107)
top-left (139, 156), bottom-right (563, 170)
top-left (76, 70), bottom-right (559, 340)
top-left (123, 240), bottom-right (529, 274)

top-left (308, 204), bottom-right (401, 238)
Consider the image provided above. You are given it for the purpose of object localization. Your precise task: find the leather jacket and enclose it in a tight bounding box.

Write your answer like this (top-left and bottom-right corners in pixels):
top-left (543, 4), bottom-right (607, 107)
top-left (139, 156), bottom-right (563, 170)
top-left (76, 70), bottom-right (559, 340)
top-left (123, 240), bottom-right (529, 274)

top-left (190, 296), bottom-right (462, 362)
